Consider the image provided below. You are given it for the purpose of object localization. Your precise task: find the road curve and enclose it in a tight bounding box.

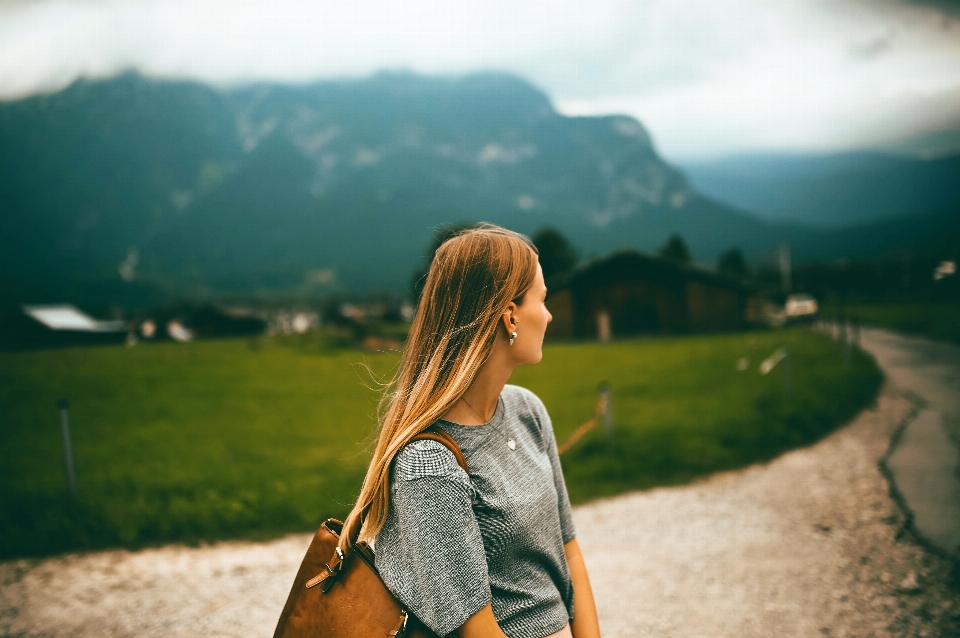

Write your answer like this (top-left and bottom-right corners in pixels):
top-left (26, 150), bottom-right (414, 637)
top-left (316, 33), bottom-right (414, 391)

top-left (859, 328), bottom-right (960, 559)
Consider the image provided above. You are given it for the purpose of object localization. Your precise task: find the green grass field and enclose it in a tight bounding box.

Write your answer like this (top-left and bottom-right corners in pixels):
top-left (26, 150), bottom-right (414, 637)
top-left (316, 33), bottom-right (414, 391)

top-left (823, 302), bottom-right (960, 346)
top-left (0, 328), bottom-right (881, 559)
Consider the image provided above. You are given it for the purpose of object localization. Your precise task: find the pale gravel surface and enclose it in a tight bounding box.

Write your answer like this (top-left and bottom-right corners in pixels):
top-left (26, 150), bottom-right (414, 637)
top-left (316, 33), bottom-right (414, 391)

top-left (577, 390), bottom-right (959, 637)
top-left (2, 391), bottom-right (959, 637)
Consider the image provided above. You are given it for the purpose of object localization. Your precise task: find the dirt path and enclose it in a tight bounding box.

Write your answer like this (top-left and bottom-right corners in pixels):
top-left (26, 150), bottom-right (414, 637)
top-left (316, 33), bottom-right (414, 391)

top-left (3, 351), bottom-right (960, 637)
top-left (577, 390), bottom-right (958, 637)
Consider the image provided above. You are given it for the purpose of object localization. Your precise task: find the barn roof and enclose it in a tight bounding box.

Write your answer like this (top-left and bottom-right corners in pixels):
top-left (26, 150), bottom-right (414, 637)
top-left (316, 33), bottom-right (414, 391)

top-left (547, 248), bottom-right (746, 293)
top-left (21, 305), bottom-right (125, 332)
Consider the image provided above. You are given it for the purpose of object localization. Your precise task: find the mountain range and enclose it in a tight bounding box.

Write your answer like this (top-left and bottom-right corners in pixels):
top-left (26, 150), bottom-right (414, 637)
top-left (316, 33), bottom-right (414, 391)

top-left (1, 71), bottom-right (956, 306)
top-left (679, 152), bottom-right (960, 228)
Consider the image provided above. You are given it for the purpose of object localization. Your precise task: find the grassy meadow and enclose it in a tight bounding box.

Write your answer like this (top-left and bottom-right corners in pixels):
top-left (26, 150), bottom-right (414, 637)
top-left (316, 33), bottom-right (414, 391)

top-left (823, 302), bottom-right (960, 346)
top-left (0, 328), bottom-right (881, 559)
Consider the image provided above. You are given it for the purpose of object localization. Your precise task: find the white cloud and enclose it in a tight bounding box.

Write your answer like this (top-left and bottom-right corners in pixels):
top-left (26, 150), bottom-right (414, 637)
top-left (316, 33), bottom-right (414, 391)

top-left (554, 0), bottom-right (960, 158)
top-left (1, 0), bottom-right (960, 159)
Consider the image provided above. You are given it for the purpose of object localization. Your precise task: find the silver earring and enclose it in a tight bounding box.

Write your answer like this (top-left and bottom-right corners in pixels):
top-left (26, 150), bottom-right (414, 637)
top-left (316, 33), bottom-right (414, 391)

top-left (509, 331), bottom-right (517, 346)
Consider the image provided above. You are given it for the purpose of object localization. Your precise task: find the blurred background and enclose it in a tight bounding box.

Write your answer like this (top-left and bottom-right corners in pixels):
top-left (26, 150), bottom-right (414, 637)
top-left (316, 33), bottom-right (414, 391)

top-left (0, 0), bottom-right (957, 558)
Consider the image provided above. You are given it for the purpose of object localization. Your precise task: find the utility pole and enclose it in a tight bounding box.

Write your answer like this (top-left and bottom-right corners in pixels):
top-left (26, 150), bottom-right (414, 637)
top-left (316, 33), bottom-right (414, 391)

top-left (779, 244), bottom-right (792, 294)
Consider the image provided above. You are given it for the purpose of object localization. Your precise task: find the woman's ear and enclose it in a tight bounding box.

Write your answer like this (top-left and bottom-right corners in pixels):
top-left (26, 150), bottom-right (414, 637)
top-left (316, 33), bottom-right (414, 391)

top-left (501, 302), bottom-right (517, 336)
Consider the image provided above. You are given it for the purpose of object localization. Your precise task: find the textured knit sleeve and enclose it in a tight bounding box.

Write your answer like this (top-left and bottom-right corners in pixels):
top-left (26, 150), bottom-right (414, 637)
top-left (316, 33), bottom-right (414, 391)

top-left (532, 393), bottom-right (577, 544)
top-left (374, 440), bottom-right (491, 637)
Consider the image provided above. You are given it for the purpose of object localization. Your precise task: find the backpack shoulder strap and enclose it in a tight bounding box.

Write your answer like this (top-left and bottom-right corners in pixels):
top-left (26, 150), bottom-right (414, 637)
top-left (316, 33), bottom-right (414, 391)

top-left (409, 427), bottom-right (469, 475)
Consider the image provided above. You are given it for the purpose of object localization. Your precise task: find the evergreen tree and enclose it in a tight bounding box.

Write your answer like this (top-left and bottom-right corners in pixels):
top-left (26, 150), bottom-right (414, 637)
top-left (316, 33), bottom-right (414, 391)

top-left (658, 234), bottom-right (692, 265)
top-left (532, 227), bottom-right (579, 279)
top-left (717, 247), bottom-right (749, 280)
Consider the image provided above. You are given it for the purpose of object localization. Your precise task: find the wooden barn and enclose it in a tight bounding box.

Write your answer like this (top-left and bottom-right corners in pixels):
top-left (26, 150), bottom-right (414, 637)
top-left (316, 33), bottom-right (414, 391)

top-left (545, 250), bottom-right (747, 341)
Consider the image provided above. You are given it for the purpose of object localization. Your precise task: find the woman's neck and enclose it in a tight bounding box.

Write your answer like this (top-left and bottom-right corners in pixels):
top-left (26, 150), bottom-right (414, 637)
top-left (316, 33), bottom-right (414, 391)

top-left (443, 341), bottom-right (515, 425)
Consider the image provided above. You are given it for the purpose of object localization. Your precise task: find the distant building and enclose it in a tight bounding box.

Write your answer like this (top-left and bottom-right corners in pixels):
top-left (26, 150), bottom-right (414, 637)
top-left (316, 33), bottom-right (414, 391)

top-left (0, 304), bottom-right (128, 351)
top-left (184, 305), bottom-right (266, 339)
top-left (146, 304), bottom-right (267, 341)
top-left (545, 250), bottom-right (747, 341)
top-left (270, 309), bottom-right (320, 336)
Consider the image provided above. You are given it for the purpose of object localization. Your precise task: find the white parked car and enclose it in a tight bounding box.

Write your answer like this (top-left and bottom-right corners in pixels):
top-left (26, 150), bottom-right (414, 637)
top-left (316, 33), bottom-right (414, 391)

top-left (784, 293), bottom-right (818, 322)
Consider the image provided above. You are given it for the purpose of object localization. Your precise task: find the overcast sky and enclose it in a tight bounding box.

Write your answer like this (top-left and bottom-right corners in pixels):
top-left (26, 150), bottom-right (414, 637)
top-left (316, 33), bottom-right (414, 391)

top-left (2, 0), bottom-right (959, 160)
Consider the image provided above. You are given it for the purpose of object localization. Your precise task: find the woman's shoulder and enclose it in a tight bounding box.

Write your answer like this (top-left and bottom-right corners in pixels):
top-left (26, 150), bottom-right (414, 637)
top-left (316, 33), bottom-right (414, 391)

top-left (501, 384), bottom-right (556, 440)
top-left (501, 384), bottom-right (549, 419)
top-left (393, 438), bottom-right (469, 484)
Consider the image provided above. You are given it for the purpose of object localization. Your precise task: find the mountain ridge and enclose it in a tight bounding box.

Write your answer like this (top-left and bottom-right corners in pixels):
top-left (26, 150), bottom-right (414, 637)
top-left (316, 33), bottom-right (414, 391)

top-left (3, 71), bottom-right (949, 307)
top-left (679, 151), bottom-right (960, 228)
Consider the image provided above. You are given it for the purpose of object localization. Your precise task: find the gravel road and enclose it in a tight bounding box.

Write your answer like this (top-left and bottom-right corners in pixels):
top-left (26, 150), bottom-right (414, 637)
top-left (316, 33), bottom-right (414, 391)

top-left (3, 360), bottom-right (959, 636)
top-left (862, 328), bottom-right (960, 557)
top-left (577, 389), bottom-right (958, 637)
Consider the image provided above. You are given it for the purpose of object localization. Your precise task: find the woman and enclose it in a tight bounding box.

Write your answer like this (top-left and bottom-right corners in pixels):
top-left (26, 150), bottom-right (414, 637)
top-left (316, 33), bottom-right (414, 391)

top-left (338, 224), bottom-right (601, 638)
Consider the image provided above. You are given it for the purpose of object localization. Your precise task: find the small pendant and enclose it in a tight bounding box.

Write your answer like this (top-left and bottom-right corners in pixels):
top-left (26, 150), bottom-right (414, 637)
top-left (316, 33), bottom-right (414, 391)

top-left (507, 439), bottom-right (516, 450)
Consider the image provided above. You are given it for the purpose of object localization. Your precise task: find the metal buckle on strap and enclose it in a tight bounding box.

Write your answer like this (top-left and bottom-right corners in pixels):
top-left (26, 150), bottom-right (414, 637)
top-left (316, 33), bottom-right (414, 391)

top-left (305, 546), bottom-right (347, 590)
top-left (388, 610), bottom-right (409, 638)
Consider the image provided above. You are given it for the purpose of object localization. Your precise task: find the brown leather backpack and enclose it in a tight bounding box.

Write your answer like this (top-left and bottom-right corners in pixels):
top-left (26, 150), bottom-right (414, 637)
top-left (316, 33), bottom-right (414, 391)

top-left (273, 428), bottom-right (469, 638)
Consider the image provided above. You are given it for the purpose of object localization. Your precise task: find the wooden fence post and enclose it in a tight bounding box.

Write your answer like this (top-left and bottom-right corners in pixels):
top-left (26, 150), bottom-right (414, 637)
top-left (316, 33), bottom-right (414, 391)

top-left (782, 348), bottom-right (793, 397)
top-left (57, 398), bottom-right (77, 496)
top-left (598, 382), bottom-right (612, 439)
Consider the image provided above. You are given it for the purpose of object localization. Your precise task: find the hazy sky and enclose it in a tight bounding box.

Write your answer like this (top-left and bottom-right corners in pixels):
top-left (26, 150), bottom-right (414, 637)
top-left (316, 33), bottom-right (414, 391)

top-left (2, 0), bottom-right (960, 160)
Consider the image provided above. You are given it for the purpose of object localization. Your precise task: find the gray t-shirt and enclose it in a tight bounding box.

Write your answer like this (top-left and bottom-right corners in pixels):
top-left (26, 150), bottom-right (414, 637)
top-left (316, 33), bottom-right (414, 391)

top-left (374, 384), bottom-right (577, 638)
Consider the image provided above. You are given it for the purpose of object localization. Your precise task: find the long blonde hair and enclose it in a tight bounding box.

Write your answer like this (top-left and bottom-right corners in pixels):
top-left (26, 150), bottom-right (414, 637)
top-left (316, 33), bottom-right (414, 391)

top-left (339, 223), bottom-right (539, 551)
